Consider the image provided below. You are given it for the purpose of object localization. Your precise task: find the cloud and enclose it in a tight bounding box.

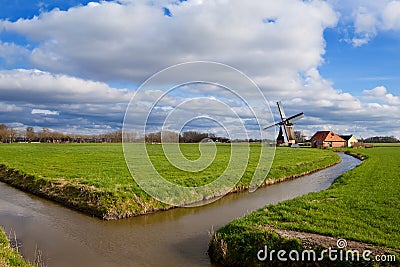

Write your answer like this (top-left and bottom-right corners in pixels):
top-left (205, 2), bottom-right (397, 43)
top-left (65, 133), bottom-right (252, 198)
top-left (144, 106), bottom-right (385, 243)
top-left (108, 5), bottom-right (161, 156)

top-left (350, 6), bottom-right (379, 46)
top-left (328, 0), bottom-right (400, 46)
top-left (363, 86), bottom-right (400, 105)
top-left (0, 103), bottom-right (22, 112)
top-left (31, 108), bottom-right (59, 115)
top-left (382, 1), bottom-right (400, 30)
top-left (363, 86), bottom-right (387, 97)
top-left (0, 0), bottom-right (338, 84)
top-left (0, 69), bottom-right (131, 104)
top-left (0, 41), bottom-right (31, 67)
top-left (0, 69), bottom-right (131, 133)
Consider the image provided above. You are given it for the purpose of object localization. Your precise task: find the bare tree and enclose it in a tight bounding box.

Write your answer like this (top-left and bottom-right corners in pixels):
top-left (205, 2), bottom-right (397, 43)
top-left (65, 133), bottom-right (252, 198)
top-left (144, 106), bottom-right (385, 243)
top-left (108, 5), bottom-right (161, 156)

top-left (0, 124), bottom-right (8, 143)
top-left (8, 127), bottom-right (17, 143)
top-left (181, 131), bottom-right (208, 143)
top-left (26, 127), bottom-right (35, 141)
top-left (161, 131), bottom-right (180, 143)
top-left (38, 128), bottom-right (51, 142)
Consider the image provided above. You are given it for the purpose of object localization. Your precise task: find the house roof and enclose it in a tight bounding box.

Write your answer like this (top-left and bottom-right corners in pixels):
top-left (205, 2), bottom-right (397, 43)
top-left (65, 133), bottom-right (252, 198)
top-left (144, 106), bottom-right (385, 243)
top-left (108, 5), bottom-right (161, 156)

top-left (340, 135), bottom-right (356, 141)
top-left (311, 131), bottom-right (346, 142)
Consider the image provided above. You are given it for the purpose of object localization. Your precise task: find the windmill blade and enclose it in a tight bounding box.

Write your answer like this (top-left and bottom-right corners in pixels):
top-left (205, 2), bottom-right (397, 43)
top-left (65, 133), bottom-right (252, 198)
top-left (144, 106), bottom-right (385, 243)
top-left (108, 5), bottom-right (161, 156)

top-left (282, 125), bottom-right (290, 142)
top-left (277, 101), bottom-right (287, 120)
top-left (263, 122), bottom-right (281, 130)
top-left (286, 112), bottom-right (304, 123)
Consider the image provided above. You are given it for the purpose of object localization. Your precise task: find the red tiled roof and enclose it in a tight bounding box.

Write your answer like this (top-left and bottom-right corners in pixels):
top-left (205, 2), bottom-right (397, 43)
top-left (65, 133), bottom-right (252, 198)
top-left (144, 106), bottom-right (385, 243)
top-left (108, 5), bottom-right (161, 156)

top-left (311, 131), bottom-right (346, 142)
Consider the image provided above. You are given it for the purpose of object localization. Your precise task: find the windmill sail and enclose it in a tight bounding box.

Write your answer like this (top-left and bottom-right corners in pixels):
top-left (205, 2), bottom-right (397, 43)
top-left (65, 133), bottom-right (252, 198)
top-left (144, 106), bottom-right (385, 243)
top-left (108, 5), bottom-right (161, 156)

top-left (286, 112), bottom-right (304, 123)
top-left (277, 101), bottom-right (287, 120)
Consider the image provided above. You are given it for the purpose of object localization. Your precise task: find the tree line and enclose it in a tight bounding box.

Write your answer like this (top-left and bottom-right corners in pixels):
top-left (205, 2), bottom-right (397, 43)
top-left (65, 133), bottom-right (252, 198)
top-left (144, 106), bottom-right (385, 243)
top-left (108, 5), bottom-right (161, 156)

top-left (363, 136), bottom-right (399, 143)
top-left (0, 125), bottom-right (230, 144)
top-left (124, 130), bottom-right (230, 143)
top-left (2, 124), bottom-right (399, 144)
top-left (0, 124), bottom-right (123, 143)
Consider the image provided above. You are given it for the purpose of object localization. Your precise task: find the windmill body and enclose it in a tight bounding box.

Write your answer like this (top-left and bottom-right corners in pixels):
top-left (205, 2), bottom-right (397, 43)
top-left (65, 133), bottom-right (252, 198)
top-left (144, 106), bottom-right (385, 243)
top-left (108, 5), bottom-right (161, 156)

top-left (264, 101), bottom-right (304, 145)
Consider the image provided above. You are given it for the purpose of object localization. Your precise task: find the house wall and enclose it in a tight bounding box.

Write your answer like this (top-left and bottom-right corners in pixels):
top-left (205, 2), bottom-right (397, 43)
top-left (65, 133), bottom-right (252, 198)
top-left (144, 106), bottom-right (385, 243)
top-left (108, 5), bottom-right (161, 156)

top-left (348, 136), bottom-right (358, 147)
top-left (312, 140), bottom-right (322, 148)
top-left (325, 141), bottom-right (346, 148)
top-left (312, 140), bottom-right (346, 148)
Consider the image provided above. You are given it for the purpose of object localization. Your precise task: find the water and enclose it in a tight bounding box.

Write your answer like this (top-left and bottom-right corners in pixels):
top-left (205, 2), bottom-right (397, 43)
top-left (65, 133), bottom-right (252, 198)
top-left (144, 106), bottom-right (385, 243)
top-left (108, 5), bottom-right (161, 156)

top-left (0, 153), bottom-right (360, 267)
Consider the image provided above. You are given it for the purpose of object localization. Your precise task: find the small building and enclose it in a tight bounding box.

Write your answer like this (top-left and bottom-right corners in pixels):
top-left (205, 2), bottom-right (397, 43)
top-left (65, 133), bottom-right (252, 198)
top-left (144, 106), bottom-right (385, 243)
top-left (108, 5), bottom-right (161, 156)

top-left (311, 131), bottom-right (346, 148)
top-left (340, 134), bottom-right (358, 148)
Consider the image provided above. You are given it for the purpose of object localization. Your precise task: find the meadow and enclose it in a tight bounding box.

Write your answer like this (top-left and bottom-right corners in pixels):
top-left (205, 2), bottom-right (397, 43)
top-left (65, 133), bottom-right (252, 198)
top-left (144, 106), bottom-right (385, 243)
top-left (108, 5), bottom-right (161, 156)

top-left (0, 143), bottom-right (340, 219)
top-left (209, 146), bottom-right (400, 266)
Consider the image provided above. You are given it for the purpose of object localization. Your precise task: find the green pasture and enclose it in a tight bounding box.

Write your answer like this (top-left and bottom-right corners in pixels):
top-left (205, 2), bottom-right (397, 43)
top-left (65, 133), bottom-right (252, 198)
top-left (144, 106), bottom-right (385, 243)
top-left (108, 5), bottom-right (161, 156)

top-left (0, 143), bottom-right (339, 193)
top-left (0, 143), bottom-right (340, 219)
top-left (209, 146), bottom-right (400, 265)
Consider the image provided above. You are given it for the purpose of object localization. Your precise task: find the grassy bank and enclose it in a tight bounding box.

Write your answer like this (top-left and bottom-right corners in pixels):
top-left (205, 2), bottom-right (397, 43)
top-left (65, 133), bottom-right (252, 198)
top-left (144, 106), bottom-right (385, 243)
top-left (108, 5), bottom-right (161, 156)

top-left (0, 227), bottom-right (33, 267)
top-left (0, 143), bottom-right (340, 219)
top-left (209, 147), bottom-right (400, 266)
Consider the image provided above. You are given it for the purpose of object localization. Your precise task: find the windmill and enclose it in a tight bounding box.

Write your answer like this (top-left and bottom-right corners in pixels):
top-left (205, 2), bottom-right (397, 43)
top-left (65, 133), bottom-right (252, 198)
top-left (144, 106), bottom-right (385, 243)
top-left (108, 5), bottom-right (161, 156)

top-left (263, 101), bottom-right (304, 145)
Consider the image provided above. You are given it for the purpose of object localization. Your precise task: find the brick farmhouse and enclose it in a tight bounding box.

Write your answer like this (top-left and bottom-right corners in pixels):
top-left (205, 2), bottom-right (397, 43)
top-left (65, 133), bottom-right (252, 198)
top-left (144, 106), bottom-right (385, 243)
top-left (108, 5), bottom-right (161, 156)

top-left (311, 131), bottom-right (347, 148)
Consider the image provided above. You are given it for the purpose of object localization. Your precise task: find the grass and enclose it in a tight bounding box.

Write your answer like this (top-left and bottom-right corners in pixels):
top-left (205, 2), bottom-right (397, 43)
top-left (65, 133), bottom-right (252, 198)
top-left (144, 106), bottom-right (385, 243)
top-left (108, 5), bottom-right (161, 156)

top-left (209, 147), bottom-right (400, 266)
top-left (0, 143), bottom-right (340, 219)
top-left (0, 227), bottom-right (33, 267)
top-left (368, 143), bottom-right (400, 147)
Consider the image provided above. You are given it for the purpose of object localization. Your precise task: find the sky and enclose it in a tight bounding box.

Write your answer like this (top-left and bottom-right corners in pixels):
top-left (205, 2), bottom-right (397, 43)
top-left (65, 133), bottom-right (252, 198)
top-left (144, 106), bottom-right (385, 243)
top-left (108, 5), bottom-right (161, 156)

top-left (0, 0), bottom-right (399, 139)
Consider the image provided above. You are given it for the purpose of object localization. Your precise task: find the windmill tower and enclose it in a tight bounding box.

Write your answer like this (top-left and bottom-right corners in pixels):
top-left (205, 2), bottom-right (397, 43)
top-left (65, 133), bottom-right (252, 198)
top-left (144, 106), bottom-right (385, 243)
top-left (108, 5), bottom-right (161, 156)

top-left (264, 101), bottom-right (304, 145)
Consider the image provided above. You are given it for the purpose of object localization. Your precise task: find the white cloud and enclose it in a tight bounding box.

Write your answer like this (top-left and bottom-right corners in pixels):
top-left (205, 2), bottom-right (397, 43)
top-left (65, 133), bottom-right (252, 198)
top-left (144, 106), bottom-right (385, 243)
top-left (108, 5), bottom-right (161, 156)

top-left (31, 109), bottom-right (59, 115)
top-left (382, 1), bottom-right (400, 30)
top-left (350, 6), bottom-right (378, 46)
top-left (363, 86), bottom-right (400, 105)
top-left (0, 0), bottom-right (338, 83)
top-left (363, 86), bottom-right (387, 97)
top-left (0, 69), bottom-right (131, 104)
top-left (0, 103), bottom-right (23, 112)
top-left (328, 0), bottom-right (400, 46)
top-left (0, 41), bottom-right (31, 66)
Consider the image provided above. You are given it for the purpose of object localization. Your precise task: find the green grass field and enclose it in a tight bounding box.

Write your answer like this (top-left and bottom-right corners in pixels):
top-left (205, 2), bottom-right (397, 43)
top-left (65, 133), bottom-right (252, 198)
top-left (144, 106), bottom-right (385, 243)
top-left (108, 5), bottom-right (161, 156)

top-left (209, 146), bottom-right (400, 265)
top-left (0, 143), bottom-right (340, 219)
top-left (369, 143), bottom-right (400, 147)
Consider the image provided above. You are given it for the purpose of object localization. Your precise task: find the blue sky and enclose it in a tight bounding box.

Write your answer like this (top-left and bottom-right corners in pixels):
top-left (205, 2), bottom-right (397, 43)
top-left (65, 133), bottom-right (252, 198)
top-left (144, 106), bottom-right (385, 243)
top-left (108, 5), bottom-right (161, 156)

top-left (321, 28), bottom-right (400, 95)
top-left (0, 0), bottom-right (399, 139)
top-left (0, 0), bottom-right (102, 21)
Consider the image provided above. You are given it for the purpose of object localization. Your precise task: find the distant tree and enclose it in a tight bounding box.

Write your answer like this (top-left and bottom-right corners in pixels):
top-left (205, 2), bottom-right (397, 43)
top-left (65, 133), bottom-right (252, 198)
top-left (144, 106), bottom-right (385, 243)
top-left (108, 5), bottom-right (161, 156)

top-left (26, 127), bottom-right (35, 141)
top-left (161, 131), bottom-right (180, 143)
top-left (49, 131), bottom-right (65, 143)
top-left (364, 136), bottom-right (399, 143)
top-left (113, 130), bottom-right (122, 143)
top-left (38, 128), bottom-right (51, 142)
top-left (0, 124), bottom-right (8, 142)
top-left (8, 127), bottom-right (17, 143)
top-left (181, 131), bottom-right (208, 143)
top-left (0, 125), bottom-right (17, 143)
top-left (123, 131), bottom-right (142, 142)
top-left (145, 132), bottom-right (161, 143)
